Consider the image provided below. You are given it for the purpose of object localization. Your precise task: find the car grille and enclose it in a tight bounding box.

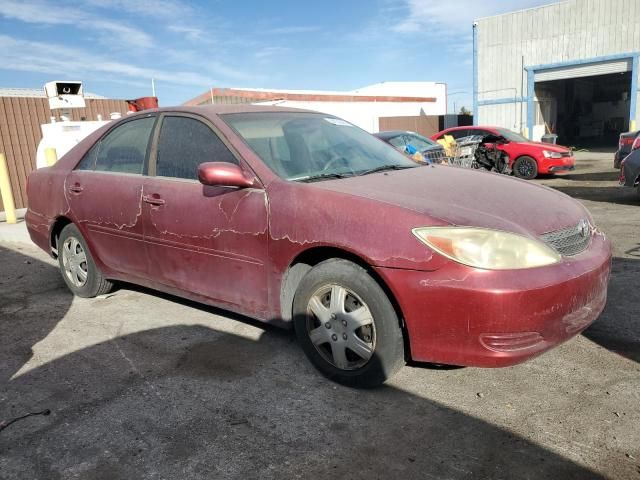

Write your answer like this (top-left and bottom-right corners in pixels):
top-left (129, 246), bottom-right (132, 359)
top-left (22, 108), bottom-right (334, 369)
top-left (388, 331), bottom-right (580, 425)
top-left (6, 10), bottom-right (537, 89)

top-left (540, 221), bottom-right (591, 256)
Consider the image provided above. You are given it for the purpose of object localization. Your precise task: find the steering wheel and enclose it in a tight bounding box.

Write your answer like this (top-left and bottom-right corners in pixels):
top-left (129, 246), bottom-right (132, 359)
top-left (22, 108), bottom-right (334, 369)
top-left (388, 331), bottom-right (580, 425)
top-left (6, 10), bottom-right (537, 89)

top-left (322, 152), bottom-right (356, 175)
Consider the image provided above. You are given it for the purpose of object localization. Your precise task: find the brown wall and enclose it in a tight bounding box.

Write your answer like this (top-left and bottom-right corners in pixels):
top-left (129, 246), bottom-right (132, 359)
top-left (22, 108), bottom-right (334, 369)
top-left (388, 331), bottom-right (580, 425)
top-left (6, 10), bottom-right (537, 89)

top-left (0, 97), bottom-right (128, 211)
top-left (378, 115), bottom-right (441, 139)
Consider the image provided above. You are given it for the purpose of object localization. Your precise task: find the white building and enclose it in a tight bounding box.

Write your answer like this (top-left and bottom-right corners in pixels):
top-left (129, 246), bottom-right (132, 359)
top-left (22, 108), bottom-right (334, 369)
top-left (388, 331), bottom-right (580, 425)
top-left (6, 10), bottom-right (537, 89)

top-left (184, 82), bottom-right (447, 133)
top-left (474, 0), bottom-right (640, 145)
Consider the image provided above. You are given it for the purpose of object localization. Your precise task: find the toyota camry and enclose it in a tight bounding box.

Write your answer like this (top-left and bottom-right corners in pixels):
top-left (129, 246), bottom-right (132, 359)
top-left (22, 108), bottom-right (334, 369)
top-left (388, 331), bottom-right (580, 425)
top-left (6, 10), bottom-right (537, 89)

top-left (26, 105), bottom-right (611, 387)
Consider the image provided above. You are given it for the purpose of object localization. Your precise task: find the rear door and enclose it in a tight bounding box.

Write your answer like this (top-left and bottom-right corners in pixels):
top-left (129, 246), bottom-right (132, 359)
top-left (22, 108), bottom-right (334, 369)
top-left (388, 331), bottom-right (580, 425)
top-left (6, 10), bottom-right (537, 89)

top-left (141, 113), bottom-right (270, 317)
top-left (65, 115), bottom-right (156, 279)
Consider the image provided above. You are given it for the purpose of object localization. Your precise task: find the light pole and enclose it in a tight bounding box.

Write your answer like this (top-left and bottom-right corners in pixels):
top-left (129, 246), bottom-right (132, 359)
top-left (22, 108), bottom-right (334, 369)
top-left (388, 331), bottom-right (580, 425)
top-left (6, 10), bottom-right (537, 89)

top-left (448, 91), bottom-right (469, 115)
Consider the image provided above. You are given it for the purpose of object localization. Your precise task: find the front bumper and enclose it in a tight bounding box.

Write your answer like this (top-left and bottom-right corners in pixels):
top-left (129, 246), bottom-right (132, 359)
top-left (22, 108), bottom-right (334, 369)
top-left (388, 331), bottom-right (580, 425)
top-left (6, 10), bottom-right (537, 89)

top-left (539, 155), bottom-right (575, 174)
top-left (375, 233), bottom-right (611, 367)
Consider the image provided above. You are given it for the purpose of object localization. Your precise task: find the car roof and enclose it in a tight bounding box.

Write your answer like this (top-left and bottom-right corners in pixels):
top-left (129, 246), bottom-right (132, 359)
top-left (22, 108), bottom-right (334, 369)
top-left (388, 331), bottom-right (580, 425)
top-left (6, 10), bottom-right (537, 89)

top-left (127, 103), bottom-right (320, 119)
top-left (443, 125), bottom-right (498, 131)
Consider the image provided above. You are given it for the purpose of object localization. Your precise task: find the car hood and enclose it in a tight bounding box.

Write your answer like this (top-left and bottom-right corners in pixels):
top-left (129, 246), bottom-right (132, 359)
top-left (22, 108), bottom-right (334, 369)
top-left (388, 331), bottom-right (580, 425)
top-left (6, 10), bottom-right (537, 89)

top-left (514, 141), bottom-right (570, 152)
top-left (314, 166), bottom-right (587, 236)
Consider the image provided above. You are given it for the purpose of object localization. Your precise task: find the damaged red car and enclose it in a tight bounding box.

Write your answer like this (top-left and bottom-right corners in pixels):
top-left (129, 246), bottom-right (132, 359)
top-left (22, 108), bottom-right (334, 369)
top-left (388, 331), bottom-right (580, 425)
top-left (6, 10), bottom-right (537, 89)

top-left (26, 105), bottom-right (612, 387)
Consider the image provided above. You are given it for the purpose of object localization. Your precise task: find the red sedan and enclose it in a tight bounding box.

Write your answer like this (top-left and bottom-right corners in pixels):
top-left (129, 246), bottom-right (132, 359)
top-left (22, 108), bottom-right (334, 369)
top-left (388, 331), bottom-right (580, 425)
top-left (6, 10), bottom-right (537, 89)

top-left (432, 126), bottom-right (575, 179)
top-left (26, 106), bottom-right (611, 387)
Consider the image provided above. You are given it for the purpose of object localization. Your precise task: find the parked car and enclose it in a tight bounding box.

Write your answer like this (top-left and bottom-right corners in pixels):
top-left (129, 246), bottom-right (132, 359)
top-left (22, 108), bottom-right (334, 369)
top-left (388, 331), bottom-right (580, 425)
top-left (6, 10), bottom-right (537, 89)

top-left (431, 126), bottom-right (575, 179)
top-left (26, 106), bottom-right (611, 387)
top-left (614, 130), bottom-right (639, 169)
top-left (374, 130), bottom-right (446, 164)
top-left (619, 136), bottom-right (640, 198)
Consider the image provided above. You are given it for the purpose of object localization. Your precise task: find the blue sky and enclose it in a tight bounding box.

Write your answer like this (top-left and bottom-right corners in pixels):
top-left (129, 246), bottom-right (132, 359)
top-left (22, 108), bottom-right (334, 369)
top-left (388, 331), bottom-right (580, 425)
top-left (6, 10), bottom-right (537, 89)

top-left (0, 0), bottom-right (556, 110)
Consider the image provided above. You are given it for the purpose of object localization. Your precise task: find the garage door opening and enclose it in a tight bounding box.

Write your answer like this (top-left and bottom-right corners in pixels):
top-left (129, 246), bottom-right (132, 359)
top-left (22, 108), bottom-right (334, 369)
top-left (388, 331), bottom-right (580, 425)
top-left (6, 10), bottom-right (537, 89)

top-left (534, 71), bottom-right (632, 149)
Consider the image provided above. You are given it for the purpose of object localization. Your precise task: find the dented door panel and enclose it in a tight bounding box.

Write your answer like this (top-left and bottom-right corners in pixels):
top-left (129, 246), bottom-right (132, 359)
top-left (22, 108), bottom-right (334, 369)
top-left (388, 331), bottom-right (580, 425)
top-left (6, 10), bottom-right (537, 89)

top-left (64, 170), bottom-right (149, 277)
top-left (141, 177), bottom-right (270, 318)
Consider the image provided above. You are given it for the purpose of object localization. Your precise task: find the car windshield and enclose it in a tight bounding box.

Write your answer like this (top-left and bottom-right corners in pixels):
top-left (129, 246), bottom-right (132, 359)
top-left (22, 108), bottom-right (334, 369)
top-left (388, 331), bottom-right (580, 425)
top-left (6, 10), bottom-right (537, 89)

top-left (406, 133), bottom-right (438, 150)
top-left (222, 112), bottom-right (418, 181)
top-left (495, 128), bottom-right (529, 142)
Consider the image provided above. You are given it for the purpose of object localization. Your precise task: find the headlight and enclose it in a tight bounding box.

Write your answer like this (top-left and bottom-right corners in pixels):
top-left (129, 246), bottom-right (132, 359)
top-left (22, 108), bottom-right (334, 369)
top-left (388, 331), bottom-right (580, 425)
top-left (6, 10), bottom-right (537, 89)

top-left (412, 227), bottom-right (561, 270)
top-left (543, 150), bottom-right (563, 159)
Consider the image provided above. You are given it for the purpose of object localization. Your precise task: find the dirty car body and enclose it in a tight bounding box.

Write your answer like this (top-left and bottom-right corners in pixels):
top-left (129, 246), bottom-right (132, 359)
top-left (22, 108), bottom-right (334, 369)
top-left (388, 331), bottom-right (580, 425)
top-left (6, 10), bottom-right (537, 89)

top-left (26, 105), bottom-right (612, 386)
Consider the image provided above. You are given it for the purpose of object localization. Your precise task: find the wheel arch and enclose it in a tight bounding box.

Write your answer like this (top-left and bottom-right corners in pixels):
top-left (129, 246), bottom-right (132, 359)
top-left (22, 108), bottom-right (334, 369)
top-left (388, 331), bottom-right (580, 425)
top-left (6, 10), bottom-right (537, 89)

top-left (50, 216), bottom-right (74, 258)
top-left (279, 246), bottom-right (408, 348)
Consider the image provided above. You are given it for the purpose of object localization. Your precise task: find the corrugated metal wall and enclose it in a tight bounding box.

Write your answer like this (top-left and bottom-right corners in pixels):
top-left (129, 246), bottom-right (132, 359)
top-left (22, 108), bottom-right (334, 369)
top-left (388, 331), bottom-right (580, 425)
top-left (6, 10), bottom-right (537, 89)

top-left (476, 0), bottom-right (640, 131)
top-left (0, 97), bottom-right (128, 211)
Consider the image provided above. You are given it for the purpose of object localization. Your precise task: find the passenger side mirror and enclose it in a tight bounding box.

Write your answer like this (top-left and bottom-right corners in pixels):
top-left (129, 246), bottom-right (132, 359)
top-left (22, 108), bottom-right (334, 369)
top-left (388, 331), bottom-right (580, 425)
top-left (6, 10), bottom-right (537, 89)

top-left (197, 162), bottom-right (256, 188)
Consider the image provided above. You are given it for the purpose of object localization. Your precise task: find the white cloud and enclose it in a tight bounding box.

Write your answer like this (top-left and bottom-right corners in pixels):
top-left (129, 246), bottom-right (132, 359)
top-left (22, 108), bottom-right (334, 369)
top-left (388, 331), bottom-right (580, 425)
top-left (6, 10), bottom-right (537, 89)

top-left (84, 0), bottom-right (192, 20)
top-left (392, 0), bottom-right (559, 35)
top-left (254, 46), bottom-right (290, 60)
top-left (167, 25), bottom-right (208, 42)
top-left (0, 0), bottom-right (153, 48)
top-left (0, 34), bottom-right (215, 87)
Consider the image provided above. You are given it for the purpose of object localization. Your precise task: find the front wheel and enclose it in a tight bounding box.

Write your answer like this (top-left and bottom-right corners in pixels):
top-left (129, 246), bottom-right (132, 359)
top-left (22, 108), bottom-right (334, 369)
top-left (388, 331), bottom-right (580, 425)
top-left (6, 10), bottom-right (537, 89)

top-left (513, 156), bottom-right (538, 180)
top-left (293, 259), bottom-right (405, 388)
top-left (58, 223), bottom-right (113, 298)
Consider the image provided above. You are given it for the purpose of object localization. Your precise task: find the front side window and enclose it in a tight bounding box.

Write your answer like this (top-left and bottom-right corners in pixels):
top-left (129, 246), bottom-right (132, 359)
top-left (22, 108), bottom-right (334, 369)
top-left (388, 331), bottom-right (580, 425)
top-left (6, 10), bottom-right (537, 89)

top-left (155, 116), bottom-right (238, 180)
top-left (94, 116), bottom-right (155, 174)
top-left (222, 113), bottom-right (417, 181)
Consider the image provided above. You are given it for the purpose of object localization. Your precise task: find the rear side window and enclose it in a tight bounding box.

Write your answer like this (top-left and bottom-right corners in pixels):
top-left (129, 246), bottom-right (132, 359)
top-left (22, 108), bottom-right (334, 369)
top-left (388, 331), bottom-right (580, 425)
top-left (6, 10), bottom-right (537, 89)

top-left (155, 116), bottom-right (238, 180)
top-left (94, 117), bottom-right (155, 174)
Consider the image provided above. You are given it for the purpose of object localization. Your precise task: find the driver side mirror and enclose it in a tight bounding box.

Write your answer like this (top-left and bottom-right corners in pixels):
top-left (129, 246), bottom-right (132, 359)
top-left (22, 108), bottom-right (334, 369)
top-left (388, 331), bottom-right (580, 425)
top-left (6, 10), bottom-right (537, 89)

top-left (197, 162), bottom-right (256, 188)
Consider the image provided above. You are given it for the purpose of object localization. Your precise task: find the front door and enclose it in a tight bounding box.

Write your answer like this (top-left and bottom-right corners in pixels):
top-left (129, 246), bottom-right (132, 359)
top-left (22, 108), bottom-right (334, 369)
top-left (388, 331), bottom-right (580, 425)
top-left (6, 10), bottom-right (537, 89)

top-left (65, 115), bottom-right (156, 279)
top-left (141, 114), bottom-right (270, 318)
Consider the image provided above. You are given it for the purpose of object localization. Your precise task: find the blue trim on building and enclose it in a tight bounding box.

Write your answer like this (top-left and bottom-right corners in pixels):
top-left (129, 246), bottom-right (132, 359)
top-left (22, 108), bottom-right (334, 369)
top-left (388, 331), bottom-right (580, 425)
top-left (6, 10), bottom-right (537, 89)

top-left (630, 54), bottom-right (639, 128)
top-left (472, 23), bottom-right (478, 126)
top-left (526, 70), bottom-right (535, 140)
top-left (477, 97), bottom-right (527, 106)
top-left (525, 52), bottom-right (639, 72)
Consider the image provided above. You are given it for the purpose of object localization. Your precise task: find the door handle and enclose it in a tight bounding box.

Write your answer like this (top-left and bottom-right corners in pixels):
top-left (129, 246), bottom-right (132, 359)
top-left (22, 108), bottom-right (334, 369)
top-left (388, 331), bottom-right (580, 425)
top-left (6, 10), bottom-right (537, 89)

top-left (68, 184), bottom-right (83, 193)
top-left (143, 194), bottom-right (165, 206)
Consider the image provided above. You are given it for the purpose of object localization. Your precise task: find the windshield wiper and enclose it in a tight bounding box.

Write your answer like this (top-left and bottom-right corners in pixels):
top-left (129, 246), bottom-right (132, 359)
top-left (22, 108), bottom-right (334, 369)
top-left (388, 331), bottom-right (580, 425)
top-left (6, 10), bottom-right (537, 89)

top-left (357, 164), bottom-right (417, 176)
top-left (294, 172), bottom-right (354, 183)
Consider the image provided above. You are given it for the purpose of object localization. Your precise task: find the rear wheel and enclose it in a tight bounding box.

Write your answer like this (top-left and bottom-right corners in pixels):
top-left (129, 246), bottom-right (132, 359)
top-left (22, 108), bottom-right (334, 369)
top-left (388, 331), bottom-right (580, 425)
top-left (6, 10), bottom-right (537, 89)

top-left (293, 259), bottom-right (405, 388)
top-left (58, 223), bottom-right (113, 298)
top-left (513, 155), bottom-right (538, 180)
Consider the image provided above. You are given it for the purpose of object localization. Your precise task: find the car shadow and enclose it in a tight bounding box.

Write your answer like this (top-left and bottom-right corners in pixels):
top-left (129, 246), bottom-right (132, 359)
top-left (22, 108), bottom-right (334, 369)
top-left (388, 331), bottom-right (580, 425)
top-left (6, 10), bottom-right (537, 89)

top-left (551, 185), bottom-right (639, 205)
top-left (560, 171), bottom-right (620, 182)
top-left (0, 247), bottom-right (608, 479)
top-left (0, 245), bottom-right (74, 382)
top-left (582, 256), bottom-right (640, 363)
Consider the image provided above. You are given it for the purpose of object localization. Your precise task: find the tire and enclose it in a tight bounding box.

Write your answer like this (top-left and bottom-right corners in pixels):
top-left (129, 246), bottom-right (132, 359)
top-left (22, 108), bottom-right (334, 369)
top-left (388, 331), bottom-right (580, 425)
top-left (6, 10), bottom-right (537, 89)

top-left (293, 259), bottom-right (405, 388)
top-left (513, 156), bottom-right (538, 180)
top-left (57, 223), bottom-right (113, 298)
